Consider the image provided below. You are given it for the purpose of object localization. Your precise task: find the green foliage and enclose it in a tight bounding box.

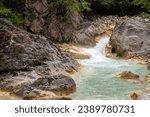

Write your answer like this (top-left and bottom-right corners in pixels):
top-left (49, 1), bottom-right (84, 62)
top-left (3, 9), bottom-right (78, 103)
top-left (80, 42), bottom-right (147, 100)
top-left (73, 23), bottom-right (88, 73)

top-left (94, 0), bottom-right (150, 13)
top-left (133, 0), bottom-right (150, 12)
top-left (0, 0), bottom-right (24, 24)
top-left (139, 12), bottom-right (150, 18)
top-left (0, 7), bottom-right (24, 24)
top-left (48, 0), bottom-right (90, 12)
top-left (88, 0), bottom-right (150, 16)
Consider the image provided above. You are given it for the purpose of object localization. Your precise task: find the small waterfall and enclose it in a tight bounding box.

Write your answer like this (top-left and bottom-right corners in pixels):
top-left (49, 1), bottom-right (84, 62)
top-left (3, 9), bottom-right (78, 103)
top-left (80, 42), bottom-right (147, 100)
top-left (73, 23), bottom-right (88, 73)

top-left (79, 37), bottom-right (111, 66)
top-left (71, 37), bottom-right (150, 100)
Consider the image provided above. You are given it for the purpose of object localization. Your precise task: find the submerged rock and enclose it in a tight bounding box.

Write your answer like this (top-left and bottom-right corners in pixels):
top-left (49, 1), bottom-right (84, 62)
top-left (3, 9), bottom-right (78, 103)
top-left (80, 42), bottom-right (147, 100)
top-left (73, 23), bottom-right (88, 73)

top-left (129, 88), bottom-right (150, 100)
top-left (140, 75), bottom-right (150, 82)
top-left (148, 60), bottom-right (150, 69)
top-left (115, 71), bottom-right (139, 80)
top-left (128, 91), bottom-right (143, 100)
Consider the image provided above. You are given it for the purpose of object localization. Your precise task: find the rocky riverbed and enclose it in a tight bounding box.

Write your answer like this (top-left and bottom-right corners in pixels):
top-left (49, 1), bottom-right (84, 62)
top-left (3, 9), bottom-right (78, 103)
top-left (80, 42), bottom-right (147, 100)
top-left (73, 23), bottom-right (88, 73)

top-left (0, 0), bottom-right (150, 100)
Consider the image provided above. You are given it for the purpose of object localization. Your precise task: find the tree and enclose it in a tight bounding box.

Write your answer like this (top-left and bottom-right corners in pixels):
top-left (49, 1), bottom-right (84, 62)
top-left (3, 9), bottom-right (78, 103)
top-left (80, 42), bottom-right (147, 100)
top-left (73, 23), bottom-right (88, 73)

top-left (133, 0), bottom-right (150, 12)
top-left (48, 0), bottom-right (90, 12)
top-left (0, 0), bottom-right (24, 24)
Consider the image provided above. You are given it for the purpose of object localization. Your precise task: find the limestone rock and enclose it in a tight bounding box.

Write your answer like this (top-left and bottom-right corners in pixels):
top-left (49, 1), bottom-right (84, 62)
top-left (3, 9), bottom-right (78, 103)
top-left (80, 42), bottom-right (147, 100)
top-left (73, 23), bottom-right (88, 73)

top-left (25, 0), bottom-right (49, 34)
top-left (129, 89), bottom-right (150, 100)
top-left (31, 74), bottom-right (76, 96)
top-left (140, 75), bottom-right (150, 82)
top-left (69, 50), bottom-right (91, 59)
top-left (115, 71), bottom-right (139, 80)
top-left (0, 73), bottom-right (76, 99)
top-left (0, 19), bottom-right (78, 99)
top-left (26, 0), bottom-right (49, 15)
top-left (0, 19), bottom-right (78, 73)
top-left (144, 87), bottom-right (150, 93)
top-left (109, 17), bottom-right (150, 64)
top-left (128, 91), bottom-right (143, 100)
top-left (148, 60), bottom-right (150, 69)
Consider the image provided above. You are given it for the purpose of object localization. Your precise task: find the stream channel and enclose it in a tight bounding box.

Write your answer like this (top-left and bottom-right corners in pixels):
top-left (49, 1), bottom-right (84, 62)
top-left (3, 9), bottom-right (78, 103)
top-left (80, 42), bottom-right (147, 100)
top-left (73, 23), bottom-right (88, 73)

top-left (70, 36), bottom-right (150, 100)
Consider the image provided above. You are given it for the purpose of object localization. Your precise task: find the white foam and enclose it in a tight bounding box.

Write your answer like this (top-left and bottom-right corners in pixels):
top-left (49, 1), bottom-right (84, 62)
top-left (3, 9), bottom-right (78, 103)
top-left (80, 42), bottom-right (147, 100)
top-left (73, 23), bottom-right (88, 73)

top-left (79, 37), bottom-right (112, 65)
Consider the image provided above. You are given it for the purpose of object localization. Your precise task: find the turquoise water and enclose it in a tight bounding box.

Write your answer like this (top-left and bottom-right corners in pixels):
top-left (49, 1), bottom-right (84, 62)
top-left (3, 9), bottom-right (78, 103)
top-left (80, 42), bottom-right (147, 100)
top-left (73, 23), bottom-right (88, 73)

top-left (70, 37), bottom-right (150, 100)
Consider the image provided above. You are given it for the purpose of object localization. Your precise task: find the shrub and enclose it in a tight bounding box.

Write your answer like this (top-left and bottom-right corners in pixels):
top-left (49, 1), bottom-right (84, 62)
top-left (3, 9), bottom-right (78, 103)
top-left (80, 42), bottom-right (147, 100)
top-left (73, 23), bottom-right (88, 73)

top-left (0, 7), bottom-right (24, 24)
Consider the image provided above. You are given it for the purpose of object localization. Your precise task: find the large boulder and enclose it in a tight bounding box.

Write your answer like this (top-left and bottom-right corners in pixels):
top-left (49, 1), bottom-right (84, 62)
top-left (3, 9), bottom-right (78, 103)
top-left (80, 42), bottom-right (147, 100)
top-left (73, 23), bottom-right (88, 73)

top-left (0, 19), bottom-right (78, 73)
top-left (0, 73), bottom-right (76, 99)
top-left (109, 17), bottom-right (150, 60)
top-left (0, 19), bottom-right (78, 99)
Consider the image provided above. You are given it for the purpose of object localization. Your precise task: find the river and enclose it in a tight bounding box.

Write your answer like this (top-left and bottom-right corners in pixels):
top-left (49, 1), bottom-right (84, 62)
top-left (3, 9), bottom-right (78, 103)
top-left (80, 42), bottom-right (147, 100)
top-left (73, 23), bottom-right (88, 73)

top-left (70, 36), bottom-right (150, 99)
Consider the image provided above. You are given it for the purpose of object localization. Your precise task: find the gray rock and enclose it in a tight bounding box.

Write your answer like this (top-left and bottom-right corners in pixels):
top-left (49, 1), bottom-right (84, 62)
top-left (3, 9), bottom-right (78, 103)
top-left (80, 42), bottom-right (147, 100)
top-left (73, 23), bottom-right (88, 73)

top-left (110, 17), bottom-right (150, 58)
top-left (0, 73), bottom-right (76, 99)
top-left (25, 0), bottom-right (49, 34)
top-left (25, 0), bottom-right (116, 46)
top-left (0, 19), bottom-right (79, 99)
top-left (0, 19), bottom-right (78, 73)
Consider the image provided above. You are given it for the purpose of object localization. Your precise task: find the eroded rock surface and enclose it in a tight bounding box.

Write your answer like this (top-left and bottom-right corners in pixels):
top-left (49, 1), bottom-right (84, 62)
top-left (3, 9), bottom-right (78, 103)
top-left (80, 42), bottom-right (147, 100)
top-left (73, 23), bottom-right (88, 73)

top-left (109, 17), bottom-right (150, 66)
top-left (0, 73), bottom-right (75, 99)
top-left (0, 19), bottom-right (78, 99)
top-left (0, 19), bottom-right (78, 73)
top-left (25, 0), bottom-right (117, 47)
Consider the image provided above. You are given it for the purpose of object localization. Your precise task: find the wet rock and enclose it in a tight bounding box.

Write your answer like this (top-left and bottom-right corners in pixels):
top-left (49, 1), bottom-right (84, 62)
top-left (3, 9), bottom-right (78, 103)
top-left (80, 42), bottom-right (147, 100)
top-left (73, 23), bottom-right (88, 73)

top-left (105, 44), bottom-right (117, 57)
top-left (109, 17), bottom-right (150, 64)
top-left (115, 71), bottom-right (139, 80)
top-left (0, 73), bottom-right (76, 99)
top-left (140, 75), bottom-right (150, 82)
top-left (148, 60), bottom-right (150, 69)
top-left (144, 87), bottom-right (150, 93)
top-left (129, 88), bottom-right (150, 100)
top-left (128, 91), bottom-right (143, 100)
